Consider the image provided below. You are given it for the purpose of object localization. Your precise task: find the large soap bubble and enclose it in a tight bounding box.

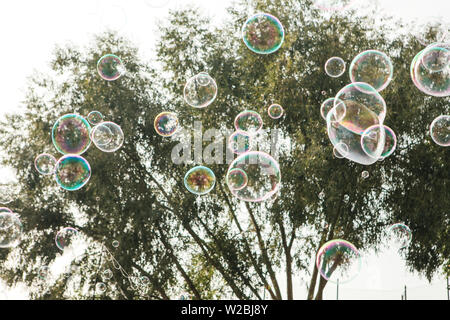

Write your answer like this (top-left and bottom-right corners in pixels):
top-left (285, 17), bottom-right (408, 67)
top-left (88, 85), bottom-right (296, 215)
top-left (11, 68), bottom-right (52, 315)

top-left (350, 50), bottom-right (393, 92)
top-left (97, 54), bottom-right (125, 81)
top-left (55, 155), bottom-right (91, 191)
top-left (52, 114), bottom-right (92, 155)
top-left (411, 47), bottom-right (450, 97)
top-left (430, 115), bottom-right (449, 146)
top-left (327, 82), bottom-right (387, 165)
top-left (184, 166), bottom-right (216, 196)
top-left (242, 13), bottom-right (284, 54)
top-left (91, 122), bottom-right (124, 152)
top-left (0, 212), bottom-right (22, 248)
top-left (316, 239), bottom-right (361, 284)
top-left (183, 73), bottom-right (218, 108)
top-left (226, 151), bottom-right (281, 202)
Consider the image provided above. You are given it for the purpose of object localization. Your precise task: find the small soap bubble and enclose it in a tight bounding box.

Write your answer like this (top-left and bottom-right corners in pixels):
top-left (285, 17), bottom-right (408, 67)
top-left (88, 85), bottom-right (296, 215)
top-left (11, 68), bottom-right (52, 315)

top-left (184, 166), bottom-right (216, 196)
top-left (242, 13), bottom-right (285, 54)
top-left (325, 57), bottom-right (346, 78)
top-left (112, 240), bottom-right (120, 248)
top-left (35, 153), bottom-right (57, 175)
top-left (97, 54), bottom-right (125, 81)
top-left (361, 171), bottom-right (369, 179)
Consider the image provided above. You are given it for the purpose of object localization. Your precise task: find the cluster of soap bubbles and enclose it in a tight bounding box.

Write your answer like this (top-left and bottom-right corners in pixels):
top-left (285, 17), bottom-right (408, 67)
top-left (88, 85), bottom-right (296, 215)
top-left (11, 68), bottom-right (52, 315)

top-left (34, 57), bottom-right (126, 192)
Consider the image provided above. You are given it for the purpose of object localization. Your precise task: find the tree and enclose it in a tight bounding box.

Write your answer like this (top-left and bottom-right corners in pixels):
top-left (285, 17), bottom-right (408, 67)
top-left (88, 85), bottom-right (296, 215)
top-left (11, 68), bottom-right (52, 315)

top-left (0, 0), bottom-right (448, 300)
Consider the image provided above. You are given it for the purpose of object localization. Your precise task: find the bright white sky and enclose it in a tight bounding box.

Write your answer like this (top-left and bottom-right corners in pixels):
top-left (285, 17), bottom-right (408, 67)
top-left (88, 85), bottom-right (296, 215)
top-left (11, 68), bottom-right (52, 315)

top-left (0, 0), bottom-right (449, 300)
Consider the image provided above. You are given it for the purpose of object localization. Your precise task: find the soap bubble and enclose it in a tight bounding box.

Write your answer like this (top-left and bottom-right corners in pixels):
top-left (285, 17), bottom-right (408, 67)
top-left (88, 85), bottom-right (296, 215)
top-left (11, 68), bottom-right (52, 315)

top-left (34, 153), bottom-right (57, 175)
top-left (226, 151), bottom-right (281, 202)
top-left (103, 269), bottom-right (113, 281)
top-left (52, 114), bottom-right (92, 155)
top-left (183, 72), bottom-right (218, 108)
top-left (387, 223), bottom-right (412, 251)
top-left (411, 48), bottom-right (450, 97)
top-left (327, 82), bottom-right (387, 165)
top-left (87, 111), bottom-right (104, 126)
top-left (227, 168), bottom-right (248, 191)
top-left (38, 266), bottom-right (49, 279)
top-left (333, 142), bottom-right (349, 159)
top-left (268, 104), bottom-right (284, 119)
top-left (0, 212), bottom-right (22, 248)
top-left (349, 50), bottom-right (393, 92)
top-left (316, 239), bottom-right (361, 284)
top-left (140, 276), bottom-right (150, 285)
top-left (97, 54), bottom-right (125, 81)
top-left (91, 122), bottom-right (124, 152)
top-left (54, 155), bottom-right (91, 191)
top-left (421, 43), bottom-right (450, 73)
top-left (112, 240), bottom-right (120, 248)
top-left (0, 208), bottom-right (12, 214)
top-left (325, 57), bottom-right (346, 78)
top-left (154, 112), bottom-right (179, 137)
top-left (361, 124), bottom-right (397, 158)
top-left (184, 166), bottom-right (216, 195)
top-left (313, 0), bottom-right (354, 11)
top-left (321, 98), bottom-right (346, 122)
top-left (228, 131), bottom-right (252, 154)
top-left (430, 115), bottom-right (450, 146)
top-left (242, 13), bottom-right (284, 54)
top-left (234, 110), bottom-right (263, 135)
top-left (55, 227), bottom-right (79, 251)
top-left (95, 282), bottom-right (107, 294)
top-left (361, 171), bottom-right (369, 179)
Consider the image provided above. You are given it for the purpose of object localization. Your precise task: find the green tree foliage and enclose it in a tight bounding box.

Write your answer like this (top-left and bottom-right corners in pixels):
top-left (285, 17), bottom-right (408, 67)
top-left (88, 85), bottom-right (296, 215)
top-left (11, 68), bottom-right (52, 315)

top-left (0, 0), bottom-right (448, 300)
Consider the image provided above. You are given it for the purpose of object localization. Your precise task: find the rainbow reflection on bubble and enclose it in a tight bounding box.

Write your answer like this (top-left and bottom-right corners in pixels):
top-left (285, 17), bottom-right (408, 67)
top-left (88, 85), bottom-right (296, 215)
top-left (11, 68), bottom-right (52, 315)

top-left (228, 131), bottom-right (252, 154)
top-left (361, 124), bottom-right (397, 159)
top-left (184, 166), bottom-right (216, 196)
top-left (350, 50), bottom-right (393, 92)
top-left (242, 13), bottom-right (284, 55)
top-left (97, 54), bottom-right (125, 81)
top-left (52, 114), bottom-right (92, 155)
top-left (54, 155), bottom-right (91, 191)
top-left (226, 151), bottom-right (281, 202)
top-left (227, 168), bottom-right (248, 191)
top-left (430, 115), bottom-right (450, 147)
top-left (387, 223), bottom-right (412, 250)
top-left (87, 111), bottom-right (104, 126)
top-left (55, 227), bottom-right (79, 251)
top-left (268, 104), bottom-right (284, 119)
top-left (316, 239), bottom-right (361, 284)
top-left (234, 110), bottom-right (263, 134)
top-left (154, 112), bottom-right (179, 137)
top-left (35, 153), bottom-right (57, 175)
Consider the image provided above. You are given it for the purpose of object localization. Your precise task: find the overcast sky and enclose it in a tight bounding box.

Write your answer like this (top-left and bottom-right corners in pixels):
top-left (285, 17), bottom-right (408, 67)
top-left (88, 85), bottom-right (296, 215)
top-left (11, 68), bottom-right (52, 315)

top-left (0, 0), bottom-right (449, 300)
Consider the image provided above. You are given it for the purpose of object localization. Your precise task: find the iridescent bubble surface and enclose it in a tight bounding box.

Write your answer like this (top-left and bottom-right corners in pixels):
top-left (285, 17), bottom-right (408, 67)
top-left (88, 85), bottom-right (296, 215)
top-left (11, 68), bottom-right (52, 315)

top-left (325, 57), bottom-right (346, 78)
top-left (183, 73), bottom-right (218, 108)
top-left (421, 43), bottom-right (450, 73)
top-left (226, 151), bottom-right (281, 202)
top-left (184, 166), bottom-right (216, 196)
top-left (96, 282), bottom-right (107, 293)
top-left (227, 168), bottom-right (248, 191)
top-left (327, 82), bottom-right (386, 165)
top-left (234, 110), bottom-right (263, 135)
top-left (316, 239), bottom-right (361, 284)
top-left (349, 50), bottom-right (393, 92)
top-left (55, 227), bottom-right (79, 251)
top-left (242, 13), bottom-right (284, 54)
top-left (52, 114), bottom-right (92, 155)
top-left (87, 111), bottom-right (104, 126)
top-left (333, 142), bottom-right (349, 159)
top-left (0, 212), bottom-right (22, 248)
top-left (411, 49), bottom-right (450, 97)
top-left (91, 122), bottom-right (124, 152)
top-left (0, 208), bottom-right (12, 214)
top-left (387, 223), bottom-right (412, 250)
top-left (54, 155), bottom-right (91, 191)
top-left (112, 240), bottom-right (120, 248)
top-left (268, 104), bottom-right (284, 119)
top-left (321, 98), bottom-right (345, 122)
top-left (35, 153), bottom-right (57, 175)
top-left (97, 54), bottom-right (125, 81)
top-left (154, 112), bottom-right (179, 137)
top-left (228, 131), bottom-right (252, 154)
top-left (361, 124), bottom-right (397, 158)
top-left (430, 115), bottom-right (450, 146)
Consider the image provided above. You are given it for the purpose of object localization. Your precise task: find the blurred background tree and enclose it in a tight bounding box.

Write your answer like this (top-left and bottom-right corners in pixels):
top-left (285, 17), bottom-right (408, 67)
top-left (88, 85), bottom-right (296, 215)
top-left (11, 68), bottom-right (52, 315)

top-left (0, 0), bottom-right (448, 300)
